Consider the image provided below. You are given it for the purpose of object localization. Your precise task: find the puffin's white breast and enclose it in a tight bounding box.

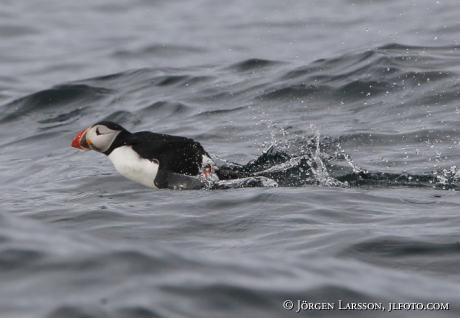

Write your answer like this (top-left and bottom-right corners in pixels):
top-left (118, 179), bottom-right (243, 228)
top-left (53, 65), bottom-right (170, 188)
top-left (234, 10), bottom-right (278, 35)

top-left (108, 146), bottom-right (159, 188)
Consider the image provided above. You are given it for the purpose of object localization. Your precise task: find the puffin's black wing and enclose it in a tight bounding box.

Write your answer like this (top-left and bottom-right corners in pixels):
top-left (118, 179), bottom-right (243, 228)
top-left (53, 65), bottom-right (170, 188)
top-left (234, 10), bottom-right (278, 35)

top-left (154, 170), bottom-right (206, 189)
top-left (128, 131), bottom-right (208, 176)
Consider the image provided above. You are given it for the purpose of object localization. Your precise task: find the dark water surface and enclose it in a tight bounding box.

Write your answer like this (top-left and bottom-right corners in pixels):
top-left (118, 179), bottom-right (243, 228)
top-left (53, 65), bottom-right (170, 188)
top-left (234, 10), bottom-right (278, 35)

top-left (2, 1), bottom-right (460, 317)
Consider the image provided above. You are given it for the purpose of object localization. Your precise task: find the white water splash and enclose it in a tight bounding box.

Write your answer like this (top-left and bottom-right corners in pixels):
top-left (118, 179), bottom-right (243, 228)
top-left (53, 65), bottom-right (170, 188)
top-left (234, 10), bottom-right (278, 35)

top-left (306, 125), bottom-right (347, 187)
top-left (335, 142), bottom-right (368, 174)
top-left (210, 125), bottom-right (351, 188)
top-left (215, 177), bottom-right (279, 189)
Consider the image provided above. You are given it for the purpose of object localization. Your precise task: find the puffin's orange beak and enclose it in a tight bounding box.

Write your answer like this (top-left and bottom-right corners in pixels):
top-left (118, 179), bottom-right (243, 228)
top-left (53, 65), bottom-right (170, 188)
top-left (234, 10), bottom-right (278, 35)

top-left (71, 128), bottom-right (91, 150)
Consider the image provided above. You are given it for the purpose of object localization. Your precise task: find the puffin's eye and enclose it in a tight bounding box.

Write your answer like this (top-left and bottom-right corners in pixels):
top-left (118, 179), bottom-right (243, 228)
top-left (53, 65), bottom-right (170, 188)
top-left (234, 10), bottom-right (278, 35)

top-left (96, 127), bottom-right (102, 136)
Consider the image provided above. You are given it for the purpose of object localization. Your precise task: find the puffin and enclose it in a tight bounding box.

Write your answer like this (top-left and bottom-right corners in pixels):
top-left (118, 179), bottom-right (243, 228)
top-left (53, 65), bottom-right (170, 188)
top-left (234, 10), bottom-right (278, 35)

top-left (71, 121), bottom-right (222, 189)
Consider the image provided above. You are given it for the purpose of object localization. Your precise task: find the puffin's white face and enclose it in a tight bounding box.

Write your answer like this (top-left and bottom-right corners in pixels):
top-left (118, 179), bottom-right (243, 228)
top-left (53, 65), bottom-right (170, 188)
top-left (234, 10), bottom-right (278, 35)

top-left (72, 123), bottom-right (122, 153)
top-left (85, 124), bottom-right (121, 152)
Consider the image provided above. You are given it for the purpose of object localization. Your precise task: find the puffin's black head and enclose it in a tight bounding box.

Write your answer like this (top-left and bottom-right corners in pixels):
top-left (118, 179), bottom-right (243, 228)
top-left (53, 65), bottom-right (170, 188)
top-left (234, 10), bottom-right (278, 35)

top-left (71, 121), bottom-right (129, 154)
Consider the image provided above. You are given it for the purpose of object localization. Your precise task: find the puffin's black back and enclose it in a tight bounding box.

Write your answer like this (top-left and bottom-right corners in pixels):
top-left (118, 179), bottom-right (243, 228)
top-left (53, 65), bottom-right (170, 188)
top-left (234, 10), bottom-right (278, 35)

top-left (113, 131), bottom-right (208, 176)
